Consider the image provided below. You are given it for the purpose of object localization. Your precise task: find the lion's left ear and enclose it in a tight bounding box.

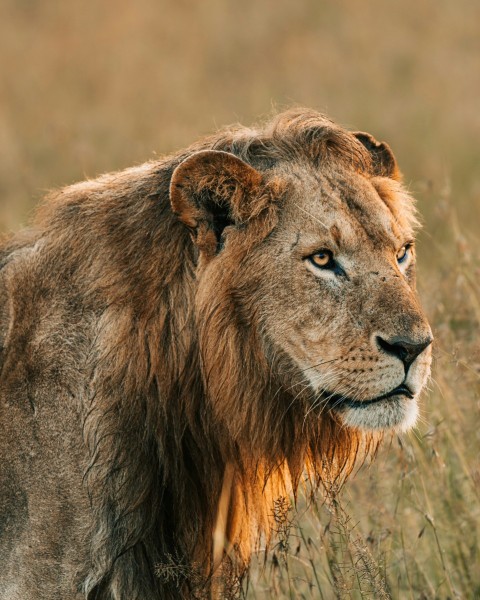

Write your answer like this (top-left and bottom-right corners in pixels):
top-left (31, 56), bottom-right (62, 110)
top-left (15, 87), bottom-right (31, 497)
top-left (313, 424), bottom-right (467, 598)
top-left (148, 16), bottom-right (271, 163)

top-left (170, 150), bottom-right (264, 256)
top-left (353, 132), bottom-right (401, 181)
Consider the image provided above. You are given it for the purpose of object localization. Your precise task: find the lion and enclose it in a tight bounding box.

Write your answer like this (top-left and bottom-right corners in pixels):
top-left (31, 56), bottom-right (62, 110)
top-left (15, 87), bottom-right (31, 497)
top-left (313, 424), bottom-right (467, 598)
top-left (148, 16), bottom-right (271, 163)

top-left (0, 108), bottom-right (432, 599)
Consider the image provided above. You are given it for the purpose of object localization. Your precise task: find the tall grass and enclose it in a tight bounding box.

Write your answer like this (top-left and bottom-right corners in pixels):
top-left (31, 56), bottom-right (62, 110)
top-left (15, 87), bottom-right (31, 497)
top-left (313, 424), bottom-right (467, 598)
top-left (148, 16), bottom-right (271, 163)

top-left (1, 1), bottom-right (479, 597)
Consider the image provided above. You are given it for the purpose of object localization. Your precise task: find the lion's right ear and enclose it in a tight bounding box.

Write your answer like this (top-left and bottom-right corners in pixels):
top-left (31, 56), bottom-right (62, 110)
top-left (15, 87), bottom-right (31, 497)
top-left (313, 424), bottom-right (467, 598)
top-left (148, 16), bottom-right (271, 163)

top-left (169, 150), bottom-right (263, 257)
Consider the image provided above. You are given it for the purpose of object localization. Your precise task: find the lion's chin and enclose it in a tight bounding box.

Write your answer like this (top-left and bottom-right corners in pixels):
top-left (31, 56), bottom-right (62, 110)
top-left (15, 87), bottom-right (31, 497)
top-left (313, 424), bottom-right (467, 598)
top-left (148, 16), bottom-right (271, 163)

top-left (335, 395), bottom-right (419, 433)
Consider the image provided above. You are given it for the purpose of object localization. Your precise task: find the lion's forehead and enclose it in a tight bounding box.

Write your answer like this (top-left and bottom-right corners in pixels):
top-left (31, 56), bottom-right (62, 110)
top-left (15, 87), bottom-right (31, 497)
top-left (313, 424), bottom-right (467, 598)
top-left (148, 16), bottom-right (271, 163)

top-left (279, 166), bottom-right (410, 252)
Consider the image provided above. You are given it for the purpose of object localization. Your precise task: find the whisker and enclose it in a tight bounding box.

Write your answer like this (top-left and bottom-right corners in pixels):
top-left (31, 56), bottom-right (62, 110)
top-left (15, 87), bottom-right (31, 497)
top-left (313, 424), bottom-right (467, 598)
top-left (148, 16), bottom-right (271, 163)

top-left (300, 355), bottom-right (348, 374)
top-left (291, 202), bottom-right (328, 229)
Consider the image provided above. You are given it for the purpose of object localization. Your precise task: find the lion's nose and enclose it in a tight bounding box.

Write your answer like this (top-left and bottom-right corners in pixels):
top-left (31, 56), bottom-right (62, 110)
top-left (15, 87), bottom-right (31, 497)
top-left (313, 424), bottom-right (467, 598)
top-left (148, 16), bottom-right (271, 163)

top-left (376, 335), bottom-right (433, 372)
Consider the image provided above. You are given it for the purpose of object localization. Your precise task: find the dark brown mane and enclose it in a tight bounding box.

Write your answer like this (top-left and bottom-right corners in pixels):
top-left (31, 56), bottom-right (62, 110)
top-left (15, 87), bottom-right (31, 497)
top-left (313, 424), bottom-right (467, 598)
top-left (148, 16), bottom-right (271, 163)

top-left (1, 109), bottom-right (383, 599)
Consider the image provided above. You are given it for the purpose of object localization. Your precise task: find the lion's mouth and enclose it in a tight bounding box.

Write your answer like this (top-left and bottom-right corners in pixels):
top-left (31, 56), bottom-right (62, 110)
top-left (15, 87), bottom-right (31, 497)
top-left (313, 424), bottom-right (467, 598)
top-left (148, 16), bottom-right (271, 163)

top-left (321, 384), bottom-right (414, 410)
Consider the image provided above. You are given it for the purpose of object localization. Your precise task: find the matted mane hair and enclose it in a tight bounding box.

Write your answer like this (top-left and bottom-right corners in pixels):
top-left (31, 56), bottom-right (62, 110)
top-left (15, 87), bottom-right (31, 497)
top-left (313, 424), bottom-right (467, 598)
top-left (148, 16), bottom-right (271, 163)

top-left (16, 109), bottom-right (383, 598)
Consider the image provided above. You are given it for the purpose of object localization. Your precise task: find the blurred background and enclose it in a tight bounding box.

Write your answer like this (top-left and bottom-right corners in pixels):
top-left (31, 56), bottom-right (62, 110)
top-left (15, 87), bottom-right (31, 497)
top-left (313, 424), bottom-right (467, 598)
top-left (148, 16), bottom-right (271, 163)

top-left (1, 0), bottom-right (479, 597)
top-left (1, 0), bottom-right (480, 230)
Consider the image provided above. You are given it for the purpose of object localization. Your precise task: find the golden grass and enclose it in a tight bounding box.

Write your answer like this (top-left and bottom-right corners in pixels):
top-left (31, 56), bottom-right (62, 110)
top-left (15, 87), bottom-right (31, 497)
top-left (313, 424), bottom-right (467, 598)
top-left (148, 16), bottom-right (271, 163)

top-left (1, 1), bottom-right (479, 597)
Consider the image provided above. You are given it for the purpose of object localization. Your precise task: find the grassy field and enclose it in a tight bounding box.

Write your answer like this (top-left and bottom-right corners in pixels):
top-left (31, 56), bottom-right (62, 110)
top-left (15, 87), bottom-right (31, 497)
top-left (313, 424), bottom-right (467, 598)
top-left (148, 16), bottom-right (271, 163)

top-left (1, 1), bottom-right (479, 598)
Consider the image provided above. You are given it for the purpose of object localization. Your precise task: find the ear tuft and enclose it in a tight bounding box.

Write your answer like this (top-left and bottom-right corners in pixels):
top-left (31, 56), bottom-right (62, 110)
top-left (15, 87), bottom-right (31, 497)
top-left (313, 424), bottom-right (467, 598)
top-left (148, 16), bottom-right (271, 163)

top-left (353, 132), bottom-right (401, 181)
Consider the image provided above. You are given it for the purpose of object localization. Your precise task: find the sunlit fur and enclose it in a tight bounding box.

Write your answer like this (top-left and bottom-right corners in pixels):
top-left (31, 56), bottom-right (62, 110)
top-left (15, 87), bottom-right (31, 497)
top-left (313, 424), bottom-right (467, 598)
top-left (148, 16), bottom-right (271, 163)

top-left (0, 109), bottom-right (431, 599)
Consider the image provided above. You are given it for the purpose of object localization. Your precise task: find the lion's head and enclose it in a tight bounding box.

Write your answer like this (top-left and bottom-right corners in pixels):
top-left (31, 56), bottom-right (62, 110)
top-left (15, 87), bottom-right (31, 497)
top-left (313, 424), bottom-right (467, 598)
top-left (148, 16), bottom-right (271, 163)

top-left (0, 109), bottom-right (432, 599)
top-left (170, 113), bottom-right (432, 449)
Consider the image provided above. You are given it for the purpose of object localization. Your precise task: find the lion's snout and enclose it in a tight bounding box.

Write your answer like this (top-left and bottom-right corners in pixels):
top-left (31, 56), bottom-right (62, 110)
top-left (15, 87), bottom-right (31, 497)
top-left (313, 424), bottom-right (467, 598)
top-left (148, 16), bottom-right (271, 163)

top-left (375, 334), bottom-right (433, 372)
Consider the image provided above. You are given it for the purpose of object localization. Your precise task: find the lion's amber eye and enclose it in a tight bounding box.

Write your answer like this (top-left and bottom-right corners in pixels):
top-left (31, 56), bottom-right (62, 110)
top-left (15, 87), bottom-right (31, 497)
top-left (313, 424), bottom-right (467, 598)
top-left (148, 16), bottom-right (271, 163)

top-left (309, 250), bottom-right (334, 269)
top-left (396, 244), bottom-right (411, 264)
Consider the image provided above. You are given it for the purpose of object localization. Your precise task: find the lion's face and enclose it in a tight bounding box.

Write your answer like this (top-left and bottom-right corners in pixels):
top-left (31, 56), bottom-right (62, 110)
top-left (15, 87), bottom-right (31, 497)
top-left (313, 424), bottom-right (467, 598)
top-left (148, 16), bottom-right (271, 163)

top-left (239, 163), bottom-right (432, 432)
top-left (170, 142), bottom-right (432, 435)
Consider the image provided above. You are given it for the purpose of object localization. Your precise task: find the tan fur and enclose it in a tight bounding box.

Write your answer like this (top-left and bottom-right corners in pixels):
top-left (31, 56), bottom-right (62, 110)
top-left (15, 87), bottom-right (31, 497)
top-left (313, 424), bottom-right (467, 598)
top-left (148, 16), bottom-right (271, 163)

top-left (0, 109), bottom-right (431, 599)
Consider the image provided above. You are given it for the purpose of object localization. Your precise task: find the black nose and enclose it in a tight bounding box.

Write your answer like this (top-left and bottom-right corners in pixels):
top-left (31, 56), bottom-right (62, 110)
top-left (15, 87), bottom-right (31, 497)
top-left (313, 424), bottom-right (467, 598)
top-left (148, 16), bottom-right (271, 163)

top-left (376, 335), bottom-right (432, 371)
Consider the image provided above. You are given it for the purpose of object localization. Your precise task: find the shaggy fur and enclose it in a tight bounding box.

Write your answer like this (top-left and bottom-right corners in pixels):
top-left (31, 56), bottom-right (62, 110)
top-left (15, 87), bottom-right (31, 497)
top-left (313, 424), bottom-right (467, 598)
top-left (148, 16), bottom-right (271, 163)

top-left (0, 109), bottom-right (431, 599)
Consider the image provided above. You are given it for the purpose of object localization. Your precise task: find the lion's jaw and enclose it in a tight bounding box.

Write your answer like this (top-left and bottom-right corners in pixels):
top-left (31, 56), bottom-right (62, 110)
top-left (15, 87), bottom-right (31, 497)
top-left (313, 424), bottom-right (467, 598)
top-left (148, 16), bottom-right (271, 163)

top-left (327, 340), bottom-right (432, 432)
top-left (303, 344), bottom-right (432, 432)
